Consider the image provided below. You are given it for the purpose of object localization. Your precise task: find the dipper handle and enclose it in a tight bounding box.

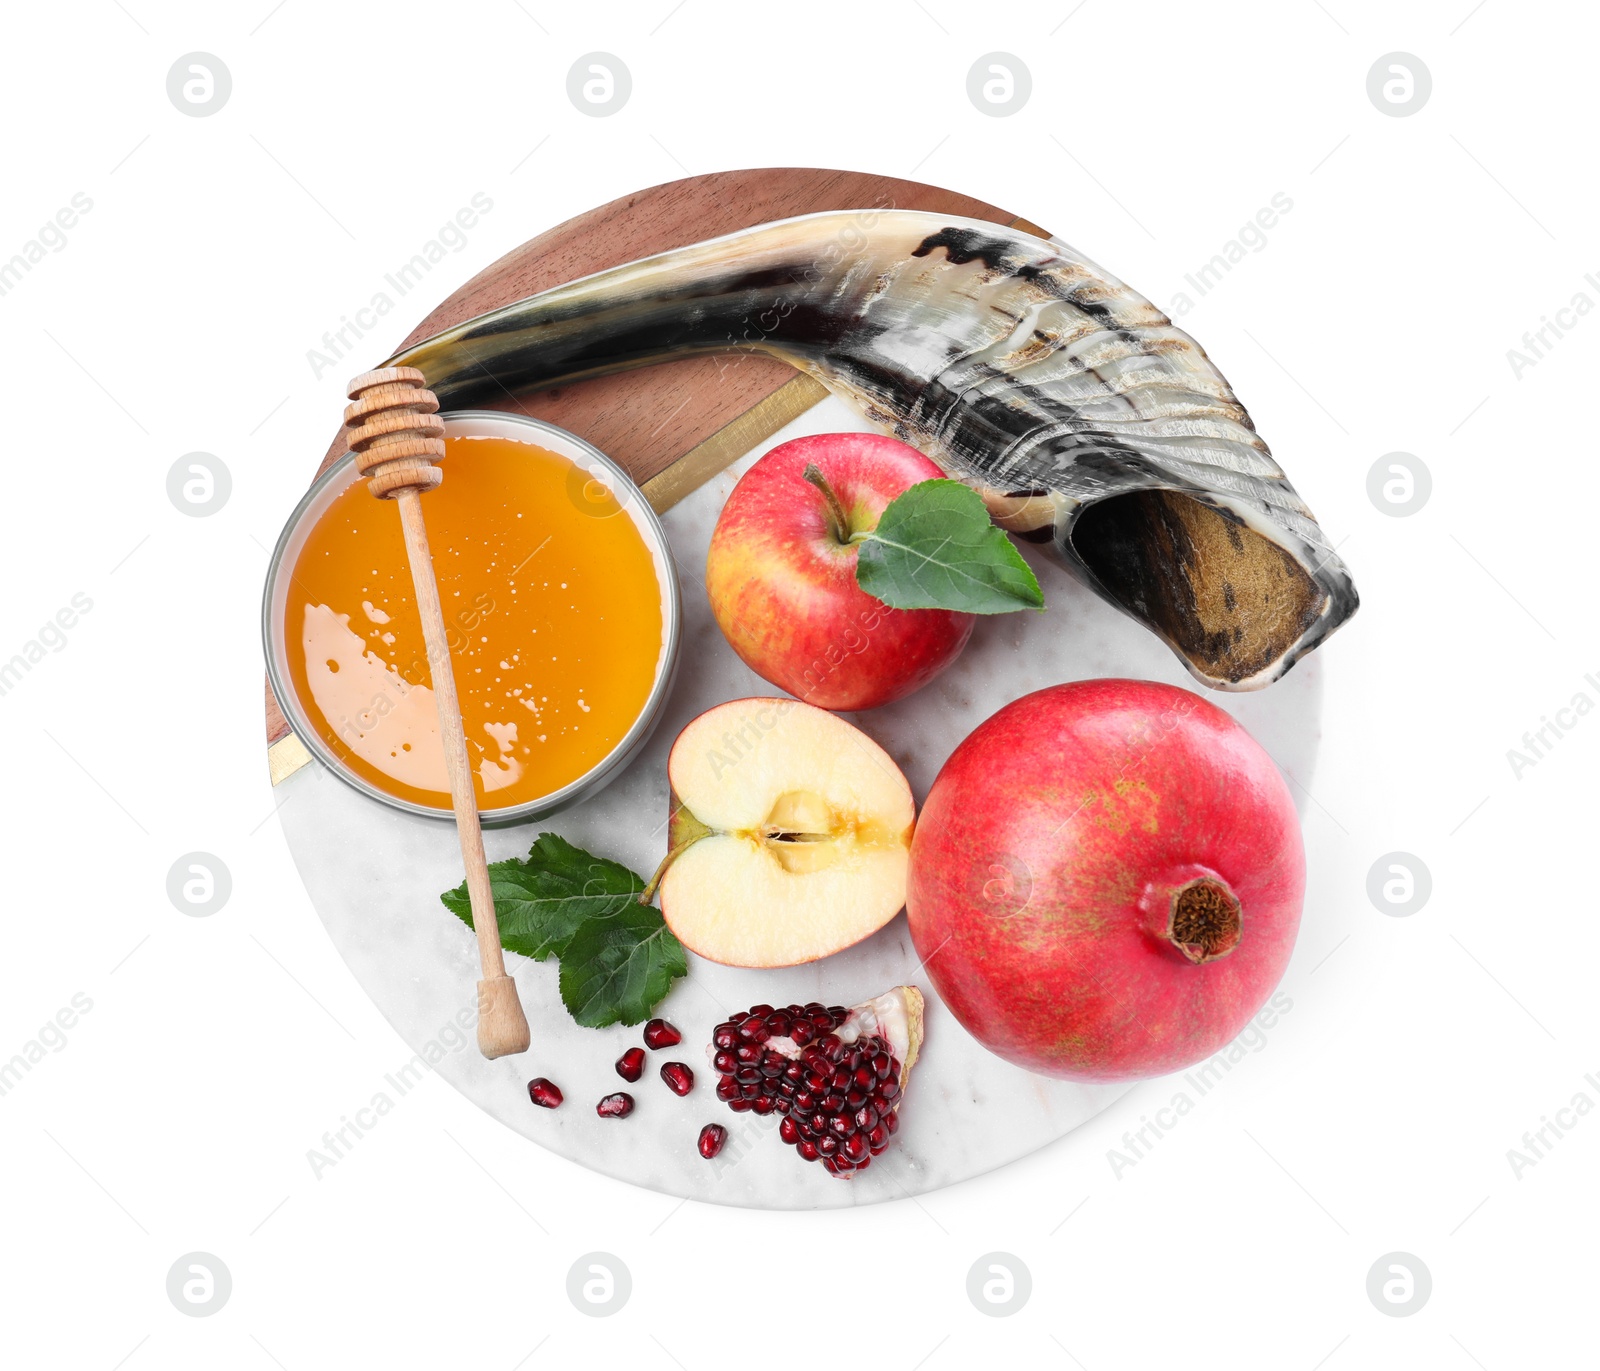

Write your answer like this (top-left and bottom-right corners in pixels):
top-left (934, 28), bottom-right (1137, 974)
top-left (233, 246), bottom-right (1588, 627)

top-left (345, 367), bottom-right (530, 1060)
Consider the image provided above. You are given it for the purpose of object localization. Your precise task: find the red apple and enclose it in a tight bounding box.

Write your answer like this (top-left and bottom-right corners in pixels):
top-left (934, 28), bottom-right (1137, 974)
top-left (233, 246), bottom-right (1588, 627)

top-left (906, 679), bottom-right (1304, 1082)
top-left (705, 433), bottom-right (975, 711)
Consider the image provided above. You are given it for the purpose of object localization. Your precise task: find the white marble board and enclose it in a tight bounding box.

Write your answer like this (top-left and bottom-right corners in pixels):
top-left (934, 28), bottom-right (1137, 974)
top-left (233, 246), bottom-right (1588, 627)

top-left (271, 396), bottom-right (1323, 1210)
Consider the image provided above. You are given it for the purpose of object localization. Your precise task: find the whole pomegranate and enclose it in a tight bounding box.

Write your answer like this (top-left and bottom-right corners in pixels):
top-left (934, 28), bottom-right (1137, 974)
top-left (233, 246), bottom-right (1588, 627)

top-left (906, 679), bottom-right (1304, 1081)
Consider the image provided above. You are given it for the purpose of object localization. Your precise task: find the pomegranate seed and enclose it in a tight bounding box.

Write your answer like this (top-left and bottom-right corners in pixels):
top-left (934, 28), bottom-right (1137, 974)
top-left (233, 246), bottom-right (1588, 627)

top-left (713, 1050), bottom-right (737, 1074)
top-left (845, 1132), bottom-right (869, 1161)
top-left (752, 1096), bottom-right (775, 1115)
top-left (615, 1047), bottom-right (645, 1082)
top-left (596, 1092), bottom-right (634, 1118)
top-left (715, 1077), bottom-right (739, 1101)
top-left (698, 1123), bottom-right (728, 1159)
top-left (779, 1117), bottom-right (800, 1144)
top-left (660, 1062), bottom-right (695, 1097)
top-left (527, 1078), bottom-right (563, 1109)
top-left (797, 1140), bottom-right (819, 1161)
top-left (713, 1025), bottom-right (738, 1050)
top-left (728, 1097), bottom-right (752, 1112)
top-left (643, 1018), bottom-right (682, 1050)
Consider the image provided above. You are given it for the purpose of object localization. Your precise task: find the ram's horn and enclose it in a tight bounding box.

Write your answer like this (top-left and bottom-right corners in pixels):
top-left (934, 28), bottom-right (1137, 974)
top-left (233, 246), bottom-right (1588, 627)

top-left (389, 210), bottom-right (1358, 690)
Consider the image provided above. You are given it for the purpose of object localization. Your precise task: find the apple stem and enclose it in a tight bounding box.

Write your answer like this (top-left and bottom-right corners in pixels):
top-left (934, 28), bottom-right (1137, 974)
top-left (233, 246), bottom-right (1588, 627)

top-left (802, 463), bottom-right (862, 546)
top-left (640, 809), bottom-right (714, 904)
top-left (638, 855), bottom-right (670, 905)
top-left (639, 837), bottom-right (692, 905)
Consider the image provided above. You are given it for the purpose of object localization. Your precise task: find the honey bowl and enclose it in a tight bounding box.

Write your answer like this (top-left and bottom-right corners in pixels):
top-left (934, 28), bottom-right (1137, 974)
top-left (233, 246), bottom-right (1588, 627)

top-left (263, 411), bottom-right (681, 825)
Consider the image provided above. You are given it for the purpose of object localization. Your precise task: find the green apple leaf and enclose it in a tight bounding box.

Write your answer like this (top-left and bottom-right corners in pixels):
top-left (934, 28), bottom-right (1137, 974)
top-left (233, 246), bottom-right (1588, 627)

top-left (855, 479), bottom-right (1045, 615)
top-left (558, 904), bottom-right (690, 1028)
top-left (441, 835), bottom-right (685, 1026)
top-left (441, 832), bottom-right (644, 961)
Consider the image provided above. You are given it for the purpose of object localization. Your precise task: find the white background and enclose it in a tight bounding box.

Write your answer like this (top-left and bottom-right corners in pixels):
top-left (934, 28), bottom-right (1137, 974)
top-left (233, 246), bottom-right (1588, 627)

top-left (1, 0), bottom-right (1593, 1365)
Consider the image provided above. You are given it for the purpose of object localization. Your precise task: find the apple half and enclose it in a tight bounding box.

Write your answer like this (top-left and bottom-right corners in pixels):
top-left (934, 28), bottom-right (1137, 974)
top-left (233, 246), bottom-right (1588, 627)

top-left (651, 698), bottom-right (915, 967)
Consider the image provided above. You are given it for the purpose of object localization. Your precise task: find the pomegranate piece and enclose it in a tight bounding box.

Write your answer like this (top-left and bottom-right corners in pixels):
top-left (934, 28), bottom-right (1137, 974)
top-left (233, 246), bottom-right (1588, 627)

top-left (527, 1078), bottom-right (563, 1109)
top-left (615, 1047), bottom-right (646, 1082)
top-left (596, 1092), bottom-right (635, 1118)
top-left (660, 1061), bottom-right (695, 1096)
top-left (643, 1018), bottom-right (682, 1049)
top-left (707, 987), bottom-right (923, 1179)
top-left (698, 1123), bottom-right (728, 1159)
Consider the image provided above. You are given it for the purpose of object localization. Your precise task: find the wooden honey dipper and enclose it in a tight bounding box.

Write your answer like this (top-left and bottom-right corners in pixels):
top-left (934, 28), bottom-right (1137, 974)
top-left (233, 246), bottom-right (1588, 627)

top-left (344, 366), bottom-right (531, 1059)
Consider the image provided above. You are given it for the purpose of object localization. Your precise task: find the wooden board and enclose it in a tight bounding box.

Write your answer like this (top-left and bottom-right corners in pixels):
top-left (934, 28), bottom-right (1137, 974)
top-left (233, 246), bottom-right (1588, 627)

top-left (266, 168), bottom-right (1032, 750)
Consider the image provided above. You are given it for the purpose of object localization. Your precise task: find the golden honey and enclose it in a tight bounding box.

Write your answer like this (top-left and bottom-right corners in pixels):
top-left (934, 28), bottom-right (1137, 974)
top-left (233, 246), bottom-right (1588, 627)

top-left (284, 433), bottom-right (665, 811)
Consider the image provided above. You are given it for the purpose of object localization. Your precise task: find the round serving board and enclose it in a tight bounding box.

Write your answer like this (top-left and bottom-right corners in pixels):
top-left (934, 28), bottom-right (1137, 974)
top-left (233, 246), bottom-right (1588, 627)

top-left (265, 171), bottom-right (1324, 1209)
